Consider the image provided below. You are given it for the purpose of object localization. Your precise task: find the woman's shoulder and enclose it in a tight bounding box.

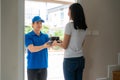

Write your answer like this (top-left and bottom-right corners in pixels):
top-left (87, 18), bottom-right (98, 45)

top-left (66, 22), bottom-right (73, 25)
top-left (66, 22), bottom-right (73, 28)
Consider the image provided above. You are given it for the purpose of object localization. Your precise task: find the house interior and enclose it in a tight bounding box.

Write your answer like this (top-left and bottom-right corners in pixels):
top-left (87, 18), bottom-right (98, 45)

top-left (0, 0), bottom-right (120, 80)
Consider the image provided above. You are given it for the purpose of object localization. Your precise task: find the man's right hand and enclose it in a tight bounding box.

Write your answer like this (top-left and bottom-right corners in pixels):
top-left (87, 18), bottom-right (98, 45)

top-left (28, 42), bottom-right (52, 53)
top-left (43, 42), bottom-right (52, 48)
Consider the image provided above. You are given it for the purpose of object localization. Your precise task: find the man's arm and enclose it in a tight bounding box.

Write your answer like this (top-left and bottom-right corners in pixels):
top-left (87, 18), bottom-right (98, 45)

top-left (28, 42), bottom-right (51, 53)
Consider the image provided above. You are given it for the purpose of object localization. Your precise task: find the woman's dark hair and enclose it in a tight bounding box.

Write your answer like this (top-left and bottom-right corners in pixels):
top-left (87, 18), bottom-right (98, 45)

top-left (69, 3), bottom-right (87, 30)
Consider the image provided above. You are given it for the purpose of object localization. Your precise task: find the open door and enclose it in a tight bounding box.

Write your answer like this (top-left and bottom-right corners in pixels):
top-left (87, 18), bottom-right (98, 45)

top-left (24, 0), bottom-right (76, 80)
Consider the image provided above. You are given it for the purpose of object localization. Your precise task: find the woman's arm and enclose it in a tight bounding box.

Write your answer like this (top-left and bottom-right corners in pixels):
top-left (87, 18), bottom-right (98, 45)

top-left (82, 40), bottom-right (85, 47)
top-left (55, 34), bottom-right (71, 49)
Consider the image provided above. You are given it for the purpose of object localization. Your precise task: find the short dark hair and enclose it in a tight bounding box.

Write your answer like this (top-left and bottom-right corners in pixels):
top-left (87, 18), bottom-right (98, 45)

top-left (32, 22), bottom-right (35, 24)
top-left (69, 3), bottom-right (87, 30)
top-left (32, 21), bottom-right (41, 24)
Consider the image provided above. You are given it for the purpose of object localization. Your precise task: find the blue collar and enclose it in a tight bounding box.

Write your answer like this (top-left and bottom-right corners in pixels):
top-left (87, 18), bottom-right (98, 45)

top-left (31, 30), bottom-right (43, 36)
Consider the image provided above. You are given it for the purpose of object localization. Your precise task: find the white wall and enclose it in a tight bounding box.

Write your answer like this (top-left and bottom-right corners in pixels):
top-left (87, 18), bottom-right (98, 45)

top-left (1, 0), bottom-right (24, 80)
top-left (77, 0), bottom-right (120, 80)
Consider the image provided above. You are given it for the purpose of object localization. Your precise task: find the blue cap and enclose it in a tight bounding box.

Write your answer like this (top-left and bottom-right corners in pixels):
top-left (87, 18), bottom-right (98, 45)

top-left (32, 16), bottom-right (44, 23)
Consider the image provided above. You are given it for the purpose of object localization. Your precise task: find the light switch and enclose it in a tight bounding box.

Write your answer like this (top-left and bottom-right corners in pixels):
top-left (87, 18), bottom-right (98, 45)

top-left (86, 30), bottom-right (92, 35)
top-left (92, 30), bottom-right (99, 36)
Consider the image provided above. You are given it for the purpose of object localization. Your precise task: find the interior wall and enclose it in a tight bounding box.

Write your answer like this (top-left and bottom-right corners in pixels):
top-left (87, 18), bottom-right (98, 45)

top-left (77, 0), bottom-right (120, 80)
top-left (1, 0), bottom-right (24, 80)
top-left (0, 0), bottom-right (1, 79)
top-left (1, 0), bottom-right (18, 79)
top-left (1, 0), bottom-right (120, 80)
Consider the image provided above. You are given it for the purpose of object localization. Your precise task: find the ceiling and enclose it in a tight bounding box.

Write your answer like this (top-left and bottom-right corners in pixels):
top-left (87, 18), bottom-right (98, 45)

top-left (26, 0), bottom-right (76, 4)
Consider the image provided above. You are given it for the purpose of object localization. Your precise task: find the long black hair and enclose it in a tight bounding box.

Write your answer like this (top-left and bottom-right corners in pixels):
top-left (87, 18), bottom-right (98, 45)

top-left (69, 3), bottom-right (87, 30)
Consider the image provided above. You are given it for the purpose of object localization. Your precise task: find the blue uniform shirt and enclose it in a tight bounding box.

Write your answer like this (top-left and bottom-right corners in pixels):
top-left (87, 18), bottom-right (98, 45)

top-left (25, 30), bottom-right (49, 69)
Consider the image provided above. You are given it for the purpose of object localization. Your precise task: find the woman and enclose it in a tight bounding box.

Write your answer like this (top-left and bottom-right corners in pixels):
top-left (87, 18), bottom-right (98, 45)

top-left (54, 3), bottom-right (87, 80)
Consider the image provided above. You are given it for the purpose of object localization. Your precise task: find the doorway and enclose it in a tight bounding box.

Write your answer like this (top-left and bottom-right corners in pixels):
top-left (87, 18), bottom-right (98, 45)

top-left (24, 0), bottom-right (75, 80)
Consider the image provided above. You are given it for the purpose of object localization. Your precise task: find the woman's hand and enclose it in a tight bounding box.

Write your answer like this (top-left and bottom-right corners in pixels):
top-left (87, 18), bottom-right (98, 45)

top-left (52, 40), bottom-right (58, 46)
top-left (52, 40), bottom-right (62, 47)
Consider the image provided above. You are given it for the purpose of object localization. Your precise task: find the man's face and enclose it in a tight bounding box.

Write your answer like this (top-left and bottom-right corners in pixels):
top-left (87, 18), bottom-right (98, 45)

top-left (32, 21), bottom-right (42, 31)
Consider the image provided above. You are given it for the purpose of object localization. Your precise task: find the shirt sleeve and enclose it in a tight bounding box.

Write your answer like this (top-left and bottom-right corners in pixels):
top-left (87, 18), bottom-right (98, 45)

top-left (25, 34), bottom-right (33, 47)
top-left (65, 23), bottom-right (72, 35)
top-left (45, 34), bottom-right (50, 42)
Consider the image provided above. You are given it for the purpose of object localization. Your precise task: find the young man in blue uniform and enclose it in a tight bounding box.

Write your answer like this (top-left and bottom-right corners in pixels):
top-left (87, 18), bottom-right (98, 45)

top-left (25, 16), bottom-right (51, 80)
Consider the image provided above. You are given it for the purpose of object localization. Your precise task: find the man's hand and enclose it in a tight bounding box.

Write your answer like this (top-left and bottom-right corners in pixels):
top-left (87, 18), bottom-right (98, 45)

top-left (28, 42), bottom-right (52, 53)
top-left (43, 42), bottom-right (52, 48)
